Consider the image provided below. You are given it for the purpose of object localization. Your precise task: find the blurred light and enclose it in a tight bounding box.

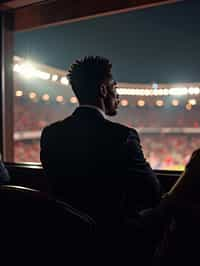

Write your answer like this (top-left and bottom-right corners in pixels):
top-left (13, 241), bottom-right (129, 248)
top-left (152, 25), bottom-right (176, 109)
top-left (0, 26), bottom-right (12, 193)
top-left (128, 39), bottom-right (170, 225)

top-left (163, 88), bottom-right (170, 95)
top-left (52, 74), bottom-right (58, 81)
top-left (188, 87), bottom-right (200, 95)
top-left (156, 99), bottom-right (164, 107)
top-left (16, 90), bottom-right (23, 97)
top-left (60, 77), bottom-right (69, 86)
top-left (186, 103), bottom-right (192, 111)
top-left (13, 64), bottom-right (21, 73)
top-left (144, 89), bottom-right (152, 96)
top-left (35, 70), bottom-right (50, 80)
top-left (169, 87), bottom-right (188, 95)
top-left (13, 62), bottom-right (50, 80)
top-left (29, 92), bottom-right (37, 99)
top-left (19, 63), bottom-right (35, 79)
top-left (42, 94), bottom-right (50, 101)
top-left (152, 83), bottom-right (158, 90)
top-left (70, 96), bottom-right (78, 104)
top-left (120, 99), bottom-right (129, 107)
top-left (56, 95), bottom-right (64, 103)
top-left (137, 99), bottom-right (145, 107)
top-left (171, 99), bottom-right (179, 107)
top-left (188, 98), bottom-right (197, 106)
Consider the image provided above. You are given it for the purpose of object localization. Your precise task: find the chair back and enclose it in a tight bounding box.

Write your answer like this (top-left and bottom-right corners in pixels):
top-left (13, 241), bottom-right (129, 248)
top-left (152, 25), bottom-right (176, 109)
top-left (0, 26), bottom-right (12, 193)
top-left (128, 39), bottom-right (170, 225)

top-left (0, 185), bottom-right (95, 263)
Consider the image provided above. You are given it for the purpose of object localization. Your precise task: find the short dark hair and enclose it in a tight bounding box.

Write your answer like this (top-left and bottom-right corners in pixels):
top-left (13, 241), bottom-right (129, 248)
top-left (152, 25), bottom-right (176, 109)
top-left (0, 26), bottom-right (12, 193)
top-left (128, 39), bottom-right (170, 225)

top-left (67, 56), bottom-right (112, 101)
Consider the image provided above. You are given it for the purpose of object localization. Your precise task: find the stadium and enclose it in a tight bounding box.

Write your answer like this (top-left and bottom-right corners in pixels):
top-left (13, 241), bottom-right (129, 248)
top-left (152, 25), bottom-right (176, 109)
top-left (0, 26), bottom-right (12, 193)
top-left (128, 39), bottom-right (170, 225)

top-left (13, 56), bottom-right (200, 170)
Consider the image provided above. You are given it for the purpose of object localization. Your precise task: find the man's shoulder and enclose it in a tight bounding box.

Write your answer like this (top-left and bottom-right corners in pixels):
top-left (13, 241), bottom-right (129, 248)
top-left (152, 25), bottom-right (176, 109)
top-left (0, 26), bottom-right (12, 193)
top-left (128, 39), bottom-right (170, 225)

top-left (104, 119), bottom-right (138, 138)
top-left (42, 120), bottom-right (62, 135)
top-left (41, 116), bottom-right (72, 137)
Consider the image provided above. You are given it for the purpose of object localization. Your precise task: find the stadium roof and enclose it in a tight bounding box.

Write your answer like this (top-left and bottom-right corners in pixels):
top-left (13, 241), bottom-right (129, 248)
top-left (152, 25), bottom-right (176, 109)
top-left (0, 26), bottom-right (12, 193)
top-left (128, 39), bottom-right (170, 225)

top-left (13, 55), bottom-right (200, 97)
top-left (0, 0), bottom-right (182, 30)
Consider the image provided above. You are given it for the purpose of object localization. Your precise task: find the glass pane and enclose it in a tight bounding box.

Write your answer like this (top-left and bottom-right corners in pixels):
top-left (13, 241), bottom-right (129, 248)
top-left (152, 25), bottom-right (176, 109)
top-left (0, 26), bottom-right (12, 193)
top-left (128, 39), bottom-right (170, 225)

top-left (13, 0), bottom-right (200, 169)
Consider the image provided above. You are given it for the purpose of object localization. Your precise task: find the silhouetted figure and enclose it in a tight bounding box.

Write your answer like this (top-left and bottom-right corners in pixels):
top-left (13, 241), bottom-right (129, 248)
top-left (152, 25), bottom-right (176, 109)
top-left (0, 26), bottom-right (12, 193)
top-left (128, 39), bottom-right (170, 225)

top-left (155, 148), bottom-right (200, 265)
top-left (40, 56), bottom-right (161, 219)
top-left (40, 57), bottom-right (162, 264)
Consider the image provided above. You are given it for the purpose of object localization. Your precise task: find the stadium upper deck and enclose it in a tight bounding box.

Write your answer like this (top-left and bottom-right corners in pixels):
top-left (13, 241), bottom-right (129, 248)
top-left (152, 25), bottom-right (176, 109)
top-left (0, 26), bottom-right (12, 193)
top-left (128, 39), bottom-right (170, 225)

top-left (13, 56), bottom-right (200, 169)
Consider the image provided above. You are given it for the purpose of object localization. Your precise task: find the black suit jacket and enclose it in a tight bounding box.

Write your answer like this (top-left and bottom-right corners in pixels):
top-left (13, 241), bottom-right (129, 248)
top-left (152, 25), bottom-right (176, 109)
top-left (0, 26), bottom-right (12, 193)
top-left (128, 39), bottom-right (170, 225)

top-left (40, 107), bottom-right (161, 220)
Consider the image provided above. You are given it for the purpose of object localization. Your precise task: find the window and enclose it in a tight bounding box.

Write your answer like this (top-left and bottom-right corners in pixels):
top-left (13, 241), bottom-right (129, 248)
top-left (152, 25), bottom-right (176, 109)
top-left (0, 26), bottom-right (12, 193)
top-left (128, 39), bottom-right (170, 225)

top-left (12, 0), bottom-right (200, 170)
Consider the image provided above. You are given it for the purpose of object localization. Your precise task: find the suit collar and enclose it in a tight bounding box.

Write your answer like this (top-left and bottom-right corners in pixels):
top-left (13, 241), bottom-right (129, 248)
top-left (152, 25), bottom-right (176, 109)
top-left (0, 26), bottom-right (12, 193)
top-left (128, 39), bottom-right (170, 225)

top-left (72, 106), bottom-right (105, 119)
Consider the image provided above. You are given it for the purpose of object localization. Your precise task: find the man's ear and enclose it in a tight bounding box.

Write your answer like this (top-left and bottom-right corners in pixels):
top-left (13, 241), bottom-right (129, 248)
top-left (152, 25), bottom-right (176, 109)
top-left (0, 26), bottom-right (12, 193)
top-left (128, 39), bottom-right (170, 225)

top-left (100, 84), bottom-right (108, 98)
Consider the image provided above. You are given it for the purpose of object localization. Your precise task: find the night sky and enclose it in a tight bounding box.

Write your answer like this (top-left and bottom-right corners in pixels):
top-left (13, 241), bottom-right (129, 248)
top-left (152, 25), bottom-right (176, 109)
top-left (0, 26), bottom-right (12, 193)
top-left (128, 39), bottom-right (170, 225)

top-left (14, 0), bottom-right (200, 83)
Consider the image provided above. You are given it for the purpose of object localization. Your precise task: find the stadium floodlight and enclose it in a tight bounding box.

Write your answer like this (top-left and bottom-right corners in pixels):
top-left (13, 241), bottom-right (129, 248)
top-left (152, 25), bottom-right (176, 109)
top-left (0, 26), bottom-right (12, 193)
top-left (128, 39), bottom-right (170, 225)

top-left (188, 87), bottom-right (200, 95)
top-left (35, 70), bottom-right (50, 80)
top-left (186, 103), bottom-right (192, 111)
top-left (169, 87), bottom-right (188, 96)
top-left (52, 74), bottom-right (59, 81)
top-left (70, 96), bottom-right (78, 104)
top-left (42, 94), bottom-right (50, 101)
top-left (13, 62), bottom-right (51, 80)
top-left (19, 63), bottom-right (35, 79)
top-left (117, 88), bottom-right (133, 95)
top-left (171, 99), bottom-right (179, 107)
top-left (137, 99), bottom-right (145, 107)
top-left (120, 99), bottom-right (129, 107)
top-left (163, 89), bottom-right (170, 95)
top-left (16, 90), bottom-right (23, 97)
top-left (29, 92), bottom-right (37, 99)
top-left (13, 64), bottom-right (21, 73)
top-left (156, 99), bottom-right (164, 107)
top-left (144, 89), bottom-right (152, 96)
top-left (56, 95), bottom-right (64, 103)
top-left (152, 82), bottom-right (158, 90)
top-left (60, 77), bottom-right (69, 86)
top-left (188, 99), bottom-right (197, 106)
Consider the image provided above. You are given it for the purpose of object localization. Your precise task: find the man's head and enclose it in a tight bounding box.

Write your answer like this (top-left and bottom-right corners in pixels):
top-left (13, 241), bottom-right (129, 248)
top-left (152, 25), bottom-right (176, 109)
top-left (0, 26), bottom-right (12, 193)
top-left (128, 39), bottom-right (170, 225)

top-left (67, 56), bottom-right (119, 116)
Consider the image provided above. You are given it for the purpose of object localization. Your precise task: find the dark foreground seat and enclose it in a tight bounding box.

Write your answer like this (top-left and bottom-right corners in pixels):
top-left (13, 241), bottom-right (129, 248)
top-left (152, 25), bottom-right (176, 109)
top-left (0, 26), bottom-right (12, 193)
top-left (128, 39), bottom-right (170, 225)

top-left (0, 185), bottom-right (95, 264)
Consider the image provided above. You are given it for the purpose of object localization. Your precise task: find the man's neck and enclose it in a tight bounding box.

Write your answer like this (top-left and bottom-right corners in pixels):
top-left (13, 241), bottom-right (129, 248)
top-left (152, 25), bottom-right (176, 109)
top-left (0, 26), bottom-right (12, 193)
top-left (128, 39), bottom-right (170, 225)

top-left (79, 104), bottom-right (105, 117)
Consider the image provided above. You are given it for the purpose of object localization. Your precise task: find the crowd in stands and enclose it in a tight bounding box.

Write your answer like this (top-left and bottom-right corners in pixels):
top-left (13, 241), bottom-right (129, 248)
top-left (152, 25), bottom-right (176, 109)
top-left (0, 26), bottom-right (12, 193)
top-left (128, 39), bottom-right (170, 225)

top-left (14, 99), bottom-right (200, 131)
top-left (14, 135), bottom-right (200, 170)
top-left (13, 99), bottom-right (200, 169)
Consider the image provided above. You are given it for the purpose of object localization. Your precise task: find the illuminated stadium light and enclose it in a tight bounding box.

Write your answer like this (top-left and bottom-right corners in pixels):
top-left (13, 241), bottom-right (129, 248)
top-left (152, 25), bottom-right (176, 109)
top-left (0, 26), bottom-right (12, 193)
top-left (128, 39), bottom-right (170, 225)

top-left (70, 96), bottom-right (78, 104)
top-left (186, 103), bottom-right (192, 111)
top-left (52, 74), bottom-right (58, 81)
top-left (144, 89), bottom-right (152, 96)
top-left (29, 92), bottom-right (37, 99)
top-left (152, 82), bottom-right (158, 90)
top-left (13, 64), bottom-right (21, 73)
top-left (60, 77), bottom-right (69, 86)
top-left (137, 99), bottom-right (145, 107)
top-left (169, 87), bottom-right (188, 95)
top-left (16, 90), bottom-right (23, 97)
top-left (56, 95), bottom-right (64, 103)
top-left (188, 99), bottom-right (197, 106)
top-left (35, 70), bottom-right (50, 80)
top-left (18, 63), bottom-right (35, 79)
top-left (155, 99), bottom-right (164, 107)
top-left (13, 62), bottom-right (50, 80)
top-left (171, 99), bottom-right (180, 107)
top-left (42, 94), bottom-right (50, 101)
top-left (117, 88), bottom-right (133, 95)
top-left (120, 99), bottom-right (129, 107)
top-left (163, 89), bottom-right (170, 95)
top-left (152, 89), bottom-right (165, 96)
top-left (115, 87), bottom-right (200, 96)
top-left (188, 87), bottom-right (200, 95)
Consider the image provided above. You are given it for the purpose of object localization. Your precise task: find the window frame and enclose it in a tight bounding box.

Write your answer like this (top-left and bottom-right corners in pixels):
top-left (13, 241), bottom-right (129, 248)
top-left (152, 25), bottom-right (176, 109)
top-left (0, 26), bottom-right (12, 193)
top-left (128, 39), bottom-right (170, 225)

top-left (0, 0), bottom-right (182, 164)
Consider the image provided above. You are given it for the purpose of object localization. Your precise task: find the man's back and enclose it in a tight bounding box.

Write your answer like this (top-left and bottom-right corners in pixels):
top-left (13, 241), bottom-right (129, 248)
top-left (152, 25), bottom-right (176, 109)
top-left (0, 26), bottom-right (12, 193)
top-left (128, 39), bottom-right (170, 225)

top-left (41, 107), bottom-right (160, 219)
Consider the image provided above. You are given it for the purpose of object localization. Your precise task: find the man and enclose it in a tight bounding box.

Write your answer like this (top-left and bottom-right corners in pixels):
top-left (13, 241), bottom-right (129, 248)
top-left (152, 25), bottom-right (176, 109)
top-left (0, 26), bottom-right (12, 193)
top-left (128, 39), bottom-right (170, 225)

top-left (40, 56), bottom-right (161, 221)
